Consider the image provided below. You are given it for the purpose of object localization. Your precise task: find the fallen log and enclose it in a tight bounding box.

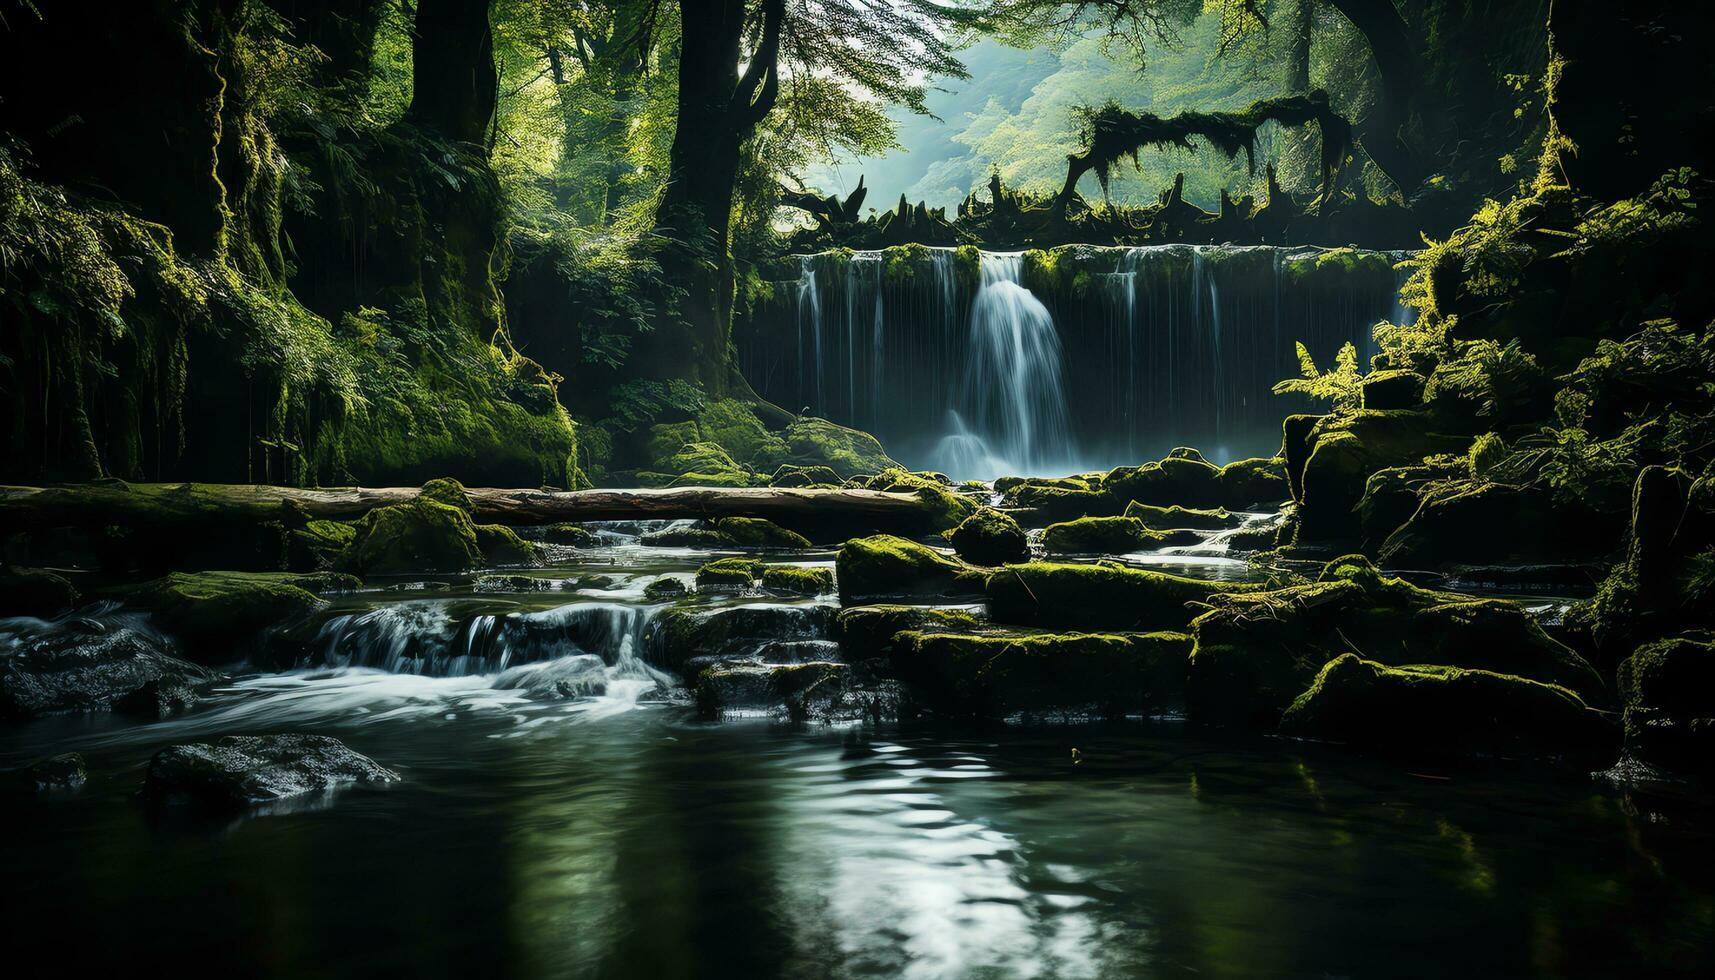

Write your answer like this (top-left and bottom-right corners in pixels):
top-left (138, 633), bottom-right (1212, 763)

top-left (0, 482), bottom-right (946, 538)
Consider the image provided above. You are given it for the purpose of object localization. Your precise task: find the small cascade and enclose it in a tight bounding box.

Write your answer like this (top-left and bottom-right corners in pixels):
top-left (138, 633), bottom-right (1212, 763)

top-left (745, 244), bottom-right (1408, 478)
top-left (941, 253), bottom-right (1075, 478)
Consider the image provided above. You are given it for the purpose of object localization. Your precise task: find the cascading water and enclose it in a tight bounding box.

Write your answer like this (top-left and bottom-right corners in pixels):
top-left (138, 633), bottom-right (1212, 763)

top-left (744, 244), bottom-right (1411, 479)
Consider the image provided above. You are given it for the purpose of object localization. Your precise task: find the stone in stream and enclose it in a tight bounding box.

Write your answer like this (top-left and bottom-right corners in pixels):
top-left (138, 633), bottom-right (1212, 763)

top-left (144, 734), bottom-right (398, 810)
top-left (835, 535), bottom-right (986, 603)
top-left (0, 615), bottom-right (217, 721)
top-left (3, 752), bottom-right (87, 794)
top-left (944, 508), bottom-right (1029, 566)
top-left (122, 570), bottom-right (357, 665)
top-left (1040, 516), bottom-right (1200, 554)
top-left (647, 603), bottom-right (836, 675)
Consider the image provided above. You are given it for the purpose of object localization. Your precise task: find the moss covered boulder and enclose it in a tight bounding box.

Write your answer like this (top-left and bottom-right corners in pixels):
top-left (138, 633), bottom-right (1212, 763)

top-left (768, 463), bottom-right (841, 488)
top-left (714, 517), bottom-right (812, 549)
top-left (637, 441), bottom-right (756, 487)
top-left (985, 561), bottom-right (1257, 630)
top-left (695, 558), bottom-right (763, 589)
top-left (126, 571), bottom-right (354, 665)
top-left (1187, 556), bottom-right (1604, 727)
top-left (694, 661), bottom-right (848, 721)
top-left (835, 535), bottom-right (984, 603)
top-left (769, 417), bottom-right (899, 479)
top-left (863, 468), bottom-right (979, 531)
top-left (646, 603), bottom-right (835, 674)
top-left (1378, 481), bottom-right (1624, 569)
top-left (1612, 634), bottom-right (1715, 779)
top-left (1279, 654), bottom-right (1610, 760)
top-left (891, 630), bottom-right (1194, 720)
top-left (759, 565), bottom-right (833, 595)
top-left (540, 523), bottom-right (599, 547)
top-left (1000, 482), bottom-right (1119, 525)
top-left (344, 485), bottom-right (484, 575)
top-left (836, 604), bottom-right (985, 662)
top-left (945, 508), bottom-right (1029, 566)
top-left (1040, 516), bottom-right (1185, 554)
top-left (287, 519), bottom-right (358, 571)
top-left (475, 524), bottom-right (541, 567)
top-left (1121, 502), bottom-right (1240, 530)
top-left (1286, 411), bottom-right (1470, 541)
top-left (1217, 457), bottom-right (1290, 508)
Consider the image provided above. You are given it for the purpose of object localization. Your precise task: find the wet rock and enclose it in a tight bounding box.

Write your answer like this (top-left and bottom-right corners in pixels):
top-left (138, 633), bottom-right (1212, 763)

top-left (1001, 483), bottom-right (1117, 525)
top-left (1, 616), bottom-right (215, 720)
top-left (0, 566), bottom-right (80, 618)
top-left (891, 630), bottom-right (1194, 720)
top-left (759, 565), bottom-right (833, 595)
top-left (1612, 634), bottom-right (1715, 780)
top-left (1042, 516), bottom-right (1194, 554)
top-left (768, 417), bottom-right (899, 480)
top-left (837, 604), bottom-right (985, 661)
top-left (985, 561), bottom-right (1259, 631)
top-left (695, 558), bottom-right (763, 589)
top-left (1216, 456), bottom-right (1290, 508)
top-left (1187, 555), bottom-right (1604, 727)
top-left (648, 603), bottom-right (835, 673)
top-left (473, 574), bottom-right (557, 592)
top-left (835, 535), bottom-right (985, 603)
top-left (565, 574), bottom-right (616, 591)
top-left (1103, 453), bottom-right (1221, 507)
top-left (475, 524), bottom-right (542, 567)
top-left (4, 752), bottom-right (86, 794)
top-left (344, 493), bottom-right (485, 575)
top-left (694, 661), bottom-right (847, 720)
top-left (1120, 502), bottom-right (1241, 531)
top-left (640, 526), bottom-right (734, 547)
top-left (945, 508), bottom-right (1029, 566)
top-left (540, 523), bottom-right (599, 547)
top-left (1286, 410), bottom-right (1470, 541)
top-left (286, 519), bottom-right (358, 571)
top-left (125, 571), bottom-right (353, 665)
top-left (714, 517), bottom-right (812, 549)
top-left (642, 576), bottom-right (691, 601)
top-left (1279, 654), bottom-right (1611, 760)
top-left (144, 734), bottom-right (398, 810)
top-left (861, 469), bottom-right (980, 531)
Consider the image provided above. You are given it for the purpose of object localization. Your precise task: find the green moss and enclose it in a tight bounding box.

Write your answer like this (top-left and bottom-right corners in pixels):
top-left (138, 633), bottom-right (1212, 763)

top-left (1279, 654), bottom-right (1610, 760)
top-left (475, 524), bottom-right (541, 567)
top-left (419, 477), bottom-right (473, 511)
top-left (125, 571), bottom-right (354, 665)
top-left (945, 508), bottom-right (1030, 566)
top-left (643, 576), bottom-right (690, 601)
top-left (864, 468), bottom-right (979, 531)
top-left (1042, 516), bottom-right (1167, 554)
top-left (1614, 635), bottom-right (1715, 775)
top-left (1120, 502), bottom-right (1239, 530)
top-left (342, 495), bottom-right (484, 575)
top-left (287, 518), bottom-right (357, 570)
top-left (836, 604), bottom-right (985, 661)
top-left (1101, 455), bottom-right (1223, 509)
top-left (768, 463), bottom-right (841, 488)
top-left (1216, 457), bottom-right (1290, 507)
top-left (759, 565), bottom-right (834, 595)
top-left (1000, 483), bottom-right (1119, 525)
top-left (695, 398), bottom-right (786, 463)
top-left (541, 523), bottom-right (598, 547)
top-left (986, 561), bottom-right (1258, 630)
top-left (767, 417), bottom-right (899, 480)
top-left (836, 535), bottom-right (985, 603)
top-left (891, 629), bottom-right (1194, 720)
top-left (695, 558), bottom-right (763, 589)
top-left (714, 517), bottom-right (812, 549)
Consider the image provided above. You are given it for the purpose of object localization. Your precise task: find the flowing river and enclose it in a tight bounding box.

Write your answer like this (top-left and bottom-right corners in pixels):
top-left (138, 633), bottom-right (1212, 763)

top-left (4, 523), bottom-right (1711, 978)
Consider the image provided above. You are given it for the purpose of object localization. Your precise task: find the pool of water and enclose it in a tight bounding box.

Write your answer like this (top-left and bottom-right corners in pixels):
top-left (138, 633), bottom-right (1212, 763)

top-left (4, 523), bottom-right (1708, 978)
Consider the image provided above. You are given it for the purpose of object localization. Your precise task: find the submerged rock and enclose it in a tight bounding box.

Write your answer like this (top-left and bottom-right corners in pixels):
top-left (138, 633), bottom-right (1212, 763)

top-left (125, 571), bottom-right (353, 665)
top-left (3, 752), bottom-right (87, 794)
top-left (891, 630), bottom-right (1194, 720)
top-left (0, 616), bottom-right (215, 720)
top-left (1187, 555), bottom-right (1604, 727)
top-left (1279, 654), bottom-right (1610, 760)
top-left (0, 566), bottom-right (80, 618)
top-left (144, 734), bottom-right (398, 810)
top-left (835, 535), bottom-right (985, 603)
top-left (945, 508), bottom-right (1029, 566)
top-left (985, 561), bottom-right (1259, 630)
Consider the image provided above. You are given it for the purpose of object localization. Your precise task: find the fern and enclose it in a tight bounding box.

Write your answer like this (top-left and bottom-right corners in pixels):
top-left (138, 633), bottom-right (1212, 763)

top-left (1272, 341), bottom-right (1362, 411)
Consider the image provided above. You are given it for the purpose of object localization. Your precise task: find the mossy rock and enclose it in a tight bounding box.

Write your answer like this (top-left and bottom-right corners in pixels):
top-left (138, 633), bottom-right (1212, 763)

top-left (1217, 457), bottom-right (1289, 508)
top-left (637, 440), bottom-right (756, 488)
top-left (0, 566), bottom-right (79, 618)
top-left (1000, 483), bottom-right (1119, 525)
top-left (835, 535), bottom-right (985, 603)
top-left (985, 561), bottom-right (1258, 631)
top-left (1043, 516), bottom-right (1160, 554)
top-left (1614, 634), bottom-right (1715, 778)
top-left (643, 577), bottom-right (691, 602)
top-left (695, 398), bottom-right (787, 463)
top-left (759, 565), bottom-right (834, 595)
top-left (836, 604), bottom-right (985, 661)
top-left (768, 464), bottom-right (840, 488)
top-left (945, 508), bottom-right (1029, 566)
top-left (1102, 455), bottom-right (1222, 509)
top-left (1187, 555), bottom-right (1604, 727)
top-left (1292, 411), bottom-right (1470, 541)
top-left (1378, 481), bottom-right (1627, 569)
top-left (766, 417), bottom-right (899, 480)
top-left (696, 558), bottom-right (763, 589)
top-left (475, 525), bottom-right (541, 567)
top-left (344, 497), bottom-right (485, 575)
top-left (419, 477), bottom-right (474, 512)
top-left (1359, 370), bottom-right (1426, 410)
top-left (647, 604), bottom-right (835, 674)
top-left (287, 519), bottom-right (358, 571)
top-left (540, 523), bottom-right (599, 547)
top-left (863, 468), bottom-right (979, 531)
top-left (126, 571), bottom-right (354, 665)
top-left (1279, 654), bottom-right (1611, 760)
top-left (1119, 502), bottom-right (1241, 530)
top-left (891, 630), bottom-right (1194, 720)
top-left (714, 517), bottom-right (812, 549)
top-left (994, 475), bottom-right (1091, 494)
top-left (694, 662), bottom-right (846, 721)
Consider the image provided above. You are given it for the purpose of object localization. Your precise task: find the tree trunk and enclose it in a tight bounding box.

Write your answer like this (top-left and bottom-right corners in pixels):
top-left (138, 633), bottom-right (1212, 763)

top-left (1325, 0), bottom-right (1429, 194)
top-left (407, 0), bottom-right (497, 145)
top-left (268, 0), bottom-right (386, 98)
top-left (649, 0), bottom-right (783, 393)
top-left (0, 483), bottom-right (948, 536)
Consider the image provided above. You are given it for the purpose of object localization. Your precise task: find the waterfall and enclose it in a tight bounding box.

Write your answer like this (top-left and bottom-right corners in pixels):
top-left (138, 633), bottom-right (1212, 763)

top-left (746, 244), bottom-right (1407, 480)
top-left (937, 253), bottom-right (1075, 479)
